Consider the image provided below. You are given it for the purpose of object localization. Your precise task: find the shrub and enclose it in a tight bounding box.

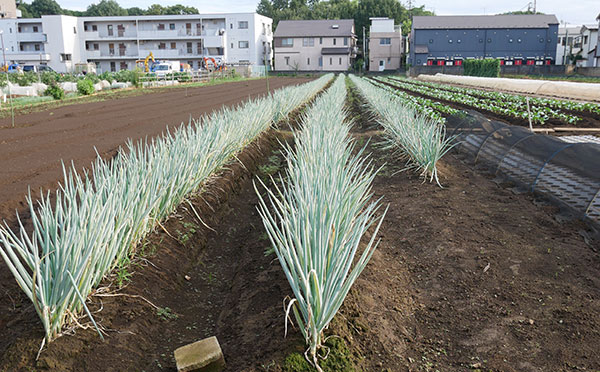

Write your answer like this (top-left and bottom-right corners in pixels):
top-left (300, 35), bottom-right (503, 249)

top-left (41, 71), bottom-right (60, 85)
top-left (45, 83), bottom-right (65, 100)
top-left (463, 59), bottom-right (501, 78)
top-left (77, 79), bottom-right (95, 95)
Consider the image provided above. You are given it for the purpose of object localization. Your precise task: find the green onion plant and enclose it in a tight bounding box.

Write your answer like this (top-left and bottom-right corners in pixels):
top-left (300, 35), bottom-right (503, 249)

top-left (350, 75), bottom-right (455, 186)
top-left (256, 75), bottom-right (385, 370)
top-left (0, 74), bottom-right (333, 342)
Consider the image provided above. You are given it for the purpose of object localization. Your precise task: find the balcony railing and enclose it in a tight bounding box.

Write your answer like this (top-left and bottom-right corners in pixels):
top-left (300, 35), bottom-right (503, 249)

top-left (17, 32), bottom-right (46, 43)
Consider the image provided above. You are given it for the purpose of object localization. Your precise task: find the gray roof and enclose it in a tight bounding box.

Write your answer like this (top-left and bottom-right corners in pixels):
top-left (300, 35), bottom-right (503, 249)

top-left (321, 47), bottom-right (351, 55)
top-left (274, 19), bottom-right (354, 37)
top-left (413, 14), bottom-right (559, 30)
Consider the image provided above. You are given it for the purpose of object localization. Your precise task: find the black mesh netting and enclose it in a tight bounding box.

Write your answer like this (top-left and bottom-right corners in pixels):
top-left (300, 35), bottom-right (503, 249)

top-left (446, 111), bottom-right (600, 224)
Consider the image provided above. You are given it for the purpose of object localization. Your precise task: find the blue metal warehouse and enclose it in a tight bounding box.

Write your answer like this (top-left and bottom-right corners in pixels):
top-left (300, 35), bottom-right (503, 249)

top-left (409, 14), bottom-right (559, 66)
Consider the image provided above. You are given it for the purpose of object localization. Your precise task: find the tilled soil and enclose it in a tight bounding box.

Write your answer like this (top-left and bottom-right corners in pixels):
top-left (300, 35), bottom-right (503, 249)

top-left (0, 77), bottom-right (312, 219)
top-left (1, 81), bottom-right (599, 372)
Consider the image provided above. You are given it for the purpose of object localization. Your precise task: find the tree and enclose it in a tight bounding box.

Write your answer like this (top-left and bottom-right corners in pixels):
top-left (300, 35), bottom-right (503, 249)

top-left (85, 0), bottom-right (128, 17)
top-left (166, 4), bottom-right (199, 15)
top-left (126, 7), bottom-right (145, 15)
top-left (26, 0), bottom-right (63, 17)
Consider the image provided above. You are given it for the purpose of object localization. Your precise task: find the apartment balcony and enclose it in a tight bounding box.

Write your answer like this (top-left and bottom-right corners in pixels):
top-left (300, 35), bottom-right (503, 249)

top-left (86, 30), bottom-right (138, 40)
top-left (10, 52), bottom-right (51, 62)
top-left (137, 29), bottom-right (205, 40)
top-left (86, 50), bottom-right (140, 59)
top-left (203, 35), bottom-right (225, 49)
top-left (17, 32), bottom-right (47, 43)
top-left (142, 49), bottom-right (204, 58)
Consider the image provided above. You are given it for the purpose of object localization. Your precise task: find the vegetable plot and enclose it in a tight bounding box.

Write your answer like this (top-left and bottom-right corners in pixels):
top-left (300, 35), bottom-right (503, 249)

top-left (351, 75), bottom-right (455, 185)
top-left (0, 74), bottom-right (333, 343)
top-left (256, 75), bottom-right (385, 370)
top-left (381, 76), bottom-right (590, 125)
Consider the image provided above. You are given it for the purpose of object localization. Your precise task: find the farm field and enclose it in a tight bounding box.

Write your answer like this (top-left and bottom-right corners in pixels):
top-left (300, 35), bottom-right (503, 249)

top-left (0, 75), bottom-right (599, 372)
top-left (373, 75), bottom-right (600, 130)
top-left (0, 76), bottom-right (313, 219)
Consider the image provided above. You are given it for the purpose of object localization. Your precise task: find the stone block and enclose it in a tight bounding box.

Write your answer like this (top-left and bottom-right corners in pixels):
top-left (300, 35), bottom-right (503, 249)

top-left (174, 336), bottom-right (225, 372)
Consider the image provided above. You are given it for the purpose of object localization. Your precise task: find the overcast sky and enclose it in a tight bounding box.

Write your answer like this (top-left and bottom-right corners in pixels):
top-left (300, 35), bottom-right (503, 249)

top-left (58, 0), bottom-right (598, 26)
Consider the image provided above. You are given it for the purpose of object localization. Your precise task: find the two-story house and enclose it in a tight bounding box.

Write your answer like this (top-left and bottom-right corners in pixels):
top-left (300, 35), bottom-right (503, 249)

top-left (273, 19), bottom-right (356, 71)
top-left (368, 17), bottom-right (402, 72)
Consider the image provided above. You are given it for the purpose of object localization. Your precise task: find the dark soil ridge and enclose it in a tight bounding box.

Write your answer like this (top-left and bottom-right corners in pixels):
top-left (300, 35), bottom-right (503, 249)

top-left (373, 77), bottom-right (600, 130)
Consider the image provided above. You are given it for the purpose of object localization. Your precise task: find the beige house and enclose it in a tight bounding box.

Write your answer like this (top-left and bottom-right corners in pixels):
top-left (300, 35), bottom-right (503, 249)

top-left (368, 17), bottom-right (402, 72)
top-left (273, 19), bottom-right (356, 71)
top-left (0, 0), bottom-right (18, 18)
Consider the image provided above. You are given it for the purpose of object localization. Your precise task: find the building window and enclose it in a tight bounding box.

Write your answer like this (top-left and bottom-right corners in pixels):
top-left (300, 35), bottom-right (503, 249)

top-left (35, 44), bottom-right (40, 51)
top-left (380, 38), bottom-right (391, 45)
top-left (329, 57), bottom-right (332, 65)
top-left (285, 56), bottom-right (290, 65)
top-left (158, 42), bottom-right (166, 49)
top-left (238, 21), bottom-right (248, 29)
top-left (19, 44), bottom-right (23, 51)
top-left (171, 42), bottom-right (176, 49)
top-left (33, 26), bottom-right (39, 32)
top-left (120, 62), bottom-right (127, 70)
top-left (302, 38), bottom-right (314, 47)
top-left (169, 23), bottom-right (175, 30)
top-left (320, 37), bottom-right (323, 44)
top-left (339, 57), bottom-right (342, 65)
top-left (107, 24), bottom-right (113, 36)
top-left (333, 38), bottom-right (337, 45)
top-left (94, 43), bottom-right (99, 50)
top-left (187, 42), bottom-right (192, 53)
top-left (379, 60), bottom-right (384, 67)
top-left (231, 43), bottom-right (234, 48)
top-left (387, 57), bottom-right (391, 62)
top-left (60, 53), bottom-right (72, 61)
top-left (344, 37), bottom-right (348, 46)
top-left (158, 24), bottom-right (165, 30)
top-left (318, 56), bottom-right (322, 67)
top-left (73, 27), bottom-right (76, 34)
top-left (557, 37), bottom-right (562, 44)
top-left (110, 61), bottom-right (116, 72)
top-left (307, 57), bottom-right (310, 65)
top-left (230, 23), bottom-right (233, 29)
top-left (429, 39), bottom-right (433, 44)
top-left (238, 41), bottom-right (249, 48)
top-left (281, 38), bottom-right (293, 47)
top-left (109, 43), bottom-right (114, 54)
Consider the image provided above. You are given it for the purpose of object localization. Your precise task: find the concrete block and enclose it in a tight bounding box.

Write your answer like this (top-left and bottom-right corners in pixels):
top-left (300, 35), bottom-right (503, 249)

top-left (174, 336), bottom-right (225, 372)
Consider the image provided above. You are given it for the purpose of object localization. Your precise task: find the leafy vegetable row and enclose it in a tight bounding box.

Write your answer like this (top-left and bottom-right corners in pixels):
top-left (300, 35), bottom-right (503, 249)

top-left (378, 76), bottom-right (581, 125)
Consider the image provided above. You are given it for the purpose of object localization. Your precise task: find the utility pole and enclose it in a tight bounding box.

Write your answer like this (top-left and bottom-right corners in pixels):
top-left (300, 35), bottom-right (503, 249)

top-left (0, 30), bottom-right (14, 128)
top-left (363, 26), bottom-right (366, 72)
top-left (533, 0), bottom-right (537, 14)
top-left (563, 27), bottom-right (569, 65)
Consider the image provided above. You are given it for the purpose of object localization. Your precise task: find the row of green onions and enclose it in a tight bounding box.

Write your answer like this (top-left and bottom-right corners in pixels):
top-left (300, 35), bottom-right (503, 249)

top-left (349, 75), bottom-right (455, 186)
top-left (0, 74), bottom-right (333, 342)
top-left (256, 75), bottom-right (386, 370)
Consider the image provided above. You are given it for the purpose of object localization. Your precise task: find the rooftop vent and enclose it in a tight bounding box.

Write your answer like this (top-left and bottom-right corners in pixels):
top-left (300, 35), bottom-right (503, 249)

top-left (332, 24), bottom-right (339, 29)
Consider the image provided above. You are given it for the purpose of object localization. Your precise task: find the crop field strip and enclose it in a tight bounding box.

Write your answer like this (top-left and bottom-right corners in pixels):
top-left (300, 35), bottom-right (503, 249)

top-left (256, 75), bottom-right (385, 370)
top-left (377, 76), bottom-right (600, 127)
top-left (0, 74), bottom-right (333, 343)
top-left (350, 75), bottom-right (455, 185)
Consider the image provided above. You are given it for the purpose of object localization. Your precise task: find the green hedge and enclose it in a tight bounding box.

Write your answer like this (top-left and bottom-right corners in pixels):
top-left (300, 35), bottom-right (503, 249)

top-left (463, 59), bottom-right (501, 78)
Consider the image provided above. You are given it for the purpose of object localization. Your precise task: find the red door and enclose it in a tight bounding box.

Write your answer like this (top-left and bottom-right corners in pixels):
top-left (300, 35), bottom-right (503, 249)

top-left (526, 59), bottom-right (535, 65)
top-left (437, 60), bottom-right (444, 66)
top-left (455, 60), bottom-right (462, 66)
top-left (515, 59), bottom-right (522, 66)
top-left (427, 60), bottom-right (434, 66)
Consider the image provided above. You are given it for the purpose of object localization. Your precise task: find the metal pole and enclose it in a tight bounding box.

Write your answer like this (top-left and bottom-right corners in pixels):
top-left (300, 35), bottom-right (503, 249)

top-left (1, 32), bottom-right (14, 128)
top-left (563, 27), bottom-right (569, 65)
top-left (363, 26), bottom-right (366, 72)
top-left (264, 51), bottom-right (269, 93)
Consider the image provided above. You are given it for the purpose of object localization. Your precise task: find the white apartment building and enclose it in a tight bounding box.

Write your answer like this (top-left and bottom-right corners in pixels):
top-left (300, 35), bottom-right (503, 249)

top-left (273, 19), bottom-right (357, 71)
top-left (581, 24), bottom-right (598, 67)
top-left (0, 13), bottom-right (272, 73)
top-left (368, 17), bottom-right (402, 72)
